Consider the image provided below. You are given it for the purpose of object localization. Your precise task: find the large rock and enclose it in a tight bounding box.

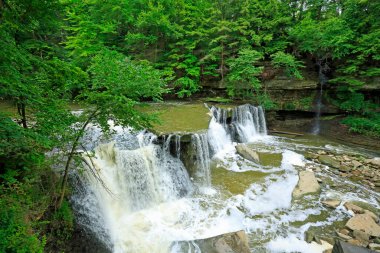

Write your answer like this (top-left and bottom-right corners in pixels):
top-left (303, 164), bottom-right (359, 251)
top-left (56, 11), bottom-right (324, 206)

top-left (236, 144), bottom-right (260, 164)
top-left (174, 230), bottom-right (250, 253)
top-left (346, 213), bottom-right (380, 237)
top-left (319, 155), bottom-right (341, 169)
top-left (293, 170), bottom-right (321, 198)
top-left (332, 240), bottom-right (376, 253)
top-left (367, 158), bottom-right (380, 168)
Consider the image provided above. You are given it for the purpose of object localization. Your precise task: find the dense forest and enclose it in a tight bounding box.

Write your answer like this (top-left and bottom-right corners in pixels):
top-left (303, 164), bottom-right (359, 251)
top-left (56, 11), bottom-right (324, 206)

top-left (0, 0), bottom-right (379, 252)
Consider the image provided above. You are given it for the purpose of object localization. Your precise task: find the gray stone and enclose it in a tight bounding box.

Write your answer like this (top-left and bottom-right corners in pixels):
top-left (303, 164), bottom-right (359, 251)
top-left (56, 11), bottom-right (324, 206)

top-left (346, 213), bottom-right (380, 237)
top-left (332, 240), bottom-right (377, 253)
top-left (292, 170), bottom-right (321, 198)
top-left (236, 144), bottom-right (260, 164)
top-left (319, 155), bottom-right (341, 169)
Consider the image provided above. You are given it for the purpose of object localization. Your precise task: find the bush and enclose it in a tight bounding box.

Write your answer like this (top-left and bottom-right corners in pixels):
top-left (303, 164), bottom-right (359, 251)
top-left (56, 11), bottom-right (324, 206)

top-left (341, 114), bottom-right (380, 137)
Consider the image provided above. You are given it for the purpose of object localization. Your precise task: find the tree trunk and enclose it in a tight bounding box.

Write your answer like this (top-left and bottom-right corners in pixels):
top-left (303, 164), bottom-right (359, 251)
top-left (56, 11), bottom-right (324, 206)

top-left (17, 100), bottom-right (27, 129)
top-left (57, 111), bottom-right (98, 209)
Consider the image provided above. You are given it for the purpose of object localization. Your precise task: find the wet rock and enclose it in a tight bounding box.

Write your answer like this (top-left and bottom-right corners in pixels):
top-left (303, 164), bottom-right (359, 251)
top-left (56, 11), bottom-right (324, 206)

top-left (292, 170), bottom-right (321, 198)
top-left (236, 144), bottom-right (260, 164)
top-left (319, 155), bottom-right (340, 169)
top-left (346, 213), bottom-right (380, 237)
top-left (322, 200), bottom-right (341, 209)
top-left (324, 249), bottom-right (333, 253)
top-left (332, 240), bottom-right (376, 253)
top-left (176, 230), bottom-right (251, 253)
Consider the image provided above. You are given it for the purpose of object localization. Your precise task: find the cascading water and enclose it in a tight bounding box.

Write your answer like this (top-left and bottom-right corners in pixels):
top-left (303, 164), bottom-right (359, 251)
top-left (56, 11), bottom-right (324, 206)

top-left (72, 129), bottom-right (193, 253)
top-left (67, 104), bottom-right (379, 253)
top-left (207, 104), bottom-right (267, 155)
top-left (191, 133), bottom-right (211, 187)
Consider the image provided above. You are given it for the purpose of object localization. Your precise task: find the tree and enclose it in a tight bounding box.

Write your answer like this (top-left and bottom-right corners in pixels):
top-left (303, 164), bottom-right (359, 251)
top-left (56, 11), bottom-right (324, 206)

top-left (57, 48), bottom-right (168, 207)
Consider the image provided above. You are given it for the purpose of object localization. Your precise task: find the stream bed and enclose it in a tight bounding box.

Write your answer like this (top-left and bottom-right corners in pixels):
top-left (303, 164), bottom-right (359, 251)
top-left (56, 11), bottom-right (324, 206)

top-left (71, 102), bottom-right (380, 253)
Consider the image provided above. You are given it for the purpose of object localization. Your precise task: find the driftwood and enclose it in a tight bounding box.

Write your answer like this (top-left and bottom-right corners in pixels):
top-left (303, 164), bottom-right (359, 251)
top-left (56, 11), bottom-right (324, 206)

top-left (269, 129), bottom-right (304, 136)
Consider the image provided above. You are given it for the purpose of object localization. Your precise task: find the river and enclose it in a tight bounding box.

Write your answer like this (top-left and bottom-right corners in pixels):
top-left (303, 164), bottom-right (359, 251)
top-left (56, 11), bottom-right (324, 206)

top-left (70, 102), bottom-right (380, 253)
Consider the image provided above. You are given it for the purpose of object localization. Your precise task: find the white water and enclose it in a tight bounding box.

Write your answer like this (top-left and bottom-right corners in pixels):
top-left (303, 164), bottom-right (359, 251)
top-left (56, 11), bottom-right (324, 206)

top-left (191, 133), bottom-right (211, 187)
top-left (207, 104), bottom-right (267, 156)
top-left (71, 105), bottom-right (379, 253)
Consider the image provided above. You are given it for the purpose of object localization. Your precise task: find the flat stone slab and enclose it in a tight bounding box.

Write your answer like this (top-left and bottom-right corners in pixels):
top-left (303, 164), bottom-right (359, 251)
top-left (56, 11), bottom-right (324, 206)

top-left (293, 170), bottom-right (321, 198)
top-left (236, 144), bottom-right (260, 164)
top-left (346, 214), bottom-right (380, 237)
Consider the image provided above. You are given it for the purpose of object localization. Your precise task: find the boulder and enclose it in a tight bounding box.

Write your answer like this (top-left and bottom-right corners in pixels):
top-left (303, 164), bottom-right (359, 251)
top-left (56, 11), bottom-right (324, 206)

top-left (366, 158), bottom-right (380, 168)
top-left (236, 144), bottom-right (260, 164)
top-left (293, 170), bottom-right (321, 198)
top-left (174, 230), bottom-right (250, 253)
top-left (332, 240), bottom-right (377, 253)
top-left (319, 155), bottom-right (341, 169)
top-left (346, 213), bottom-right (380, 237)
top-left (322, 200), bottom-right (341, 209)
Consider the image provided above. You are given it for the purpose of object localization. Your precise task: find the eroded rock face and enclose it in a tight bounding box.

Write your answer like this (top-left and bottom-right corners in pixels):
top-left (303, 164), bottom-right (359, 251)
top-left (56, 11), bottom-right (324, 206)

top-left (174, 230), bottom-right (250, 253)
top-left (346, 214), bottom-right (380, 237)
top-left (236, 144), bottom-right (260, 164)
top-left (292, 170), bottom-right (321, 198)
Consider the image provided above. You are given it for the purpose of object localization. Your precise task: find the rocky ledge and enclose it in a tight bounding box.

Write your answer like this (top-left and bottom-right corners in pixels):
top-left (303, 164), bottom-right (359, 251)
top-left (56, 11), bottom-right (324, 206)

top-left (305, 151), bottom-right (380, 192)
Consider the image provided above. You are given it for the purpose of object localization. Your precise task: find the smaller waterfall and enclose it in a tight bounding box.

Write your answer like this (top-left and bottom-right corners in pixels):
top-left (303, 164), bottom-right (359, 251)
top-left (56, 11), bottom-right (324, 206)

top-left (191, 133), bottom-right (211, 187)
top-left (207, 106), bottom-right (232, 154)
top-left (311, 60), bottom-right (328, 135)
top-left (207, 104), bottom-right (267, 155)
top-left (231, 105), bottom-right (267, 142)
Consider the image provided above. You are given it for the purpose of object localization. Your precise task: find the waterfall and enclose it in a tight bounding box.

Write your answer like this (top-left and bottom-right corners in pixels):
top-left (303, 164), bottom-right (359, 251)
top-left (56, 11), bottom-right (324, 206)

top-left (191, 133), bottom-right (211, 187)
top-left (207, 106), bottom-right (232, 155)
top-left (163, 134), bottom-right (181, 159)
top-left (207, 104), bottom-right (267, 155)
top-left (71, 131), bottom-right (193, 253)
top-left (311, 60), bottom-right (328, 134)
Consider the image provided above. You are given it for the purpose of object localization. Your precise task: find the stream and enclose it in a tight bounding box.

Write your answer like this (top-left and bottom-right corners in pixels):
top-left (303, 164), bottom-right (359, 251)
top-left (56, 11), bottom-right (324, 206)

top-left (70, 102), bottom-right (380, 253)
